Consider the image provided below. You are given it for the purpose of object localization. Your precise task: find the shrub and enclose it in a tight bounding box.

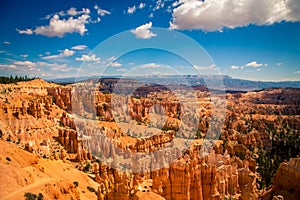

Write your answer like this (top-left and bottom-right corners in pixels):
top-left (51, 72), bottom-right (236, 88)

top-left (24, 192), bottom-right (44, 200)
top-left (83, 163), bottom-right (91, 173)
top-left (73, 181), bottom-right (79, 187)
top-left (87, 186), bottom-right (98, 195)
top-left (37, 193), bottom-right (44, 200)
top-left (24, 192), bottom-right (37, 200)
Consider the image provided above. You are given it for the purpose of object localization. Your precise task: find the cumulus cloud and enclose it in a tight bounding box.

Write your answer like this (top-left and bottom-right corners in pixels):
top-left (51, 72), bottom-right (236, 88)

top-left (17, 7), bottom-right (107, 37)
top-left (6, 60), bottom-right (37, 71)
top-left (294, 71), bottom-right (300, 74)
top-left (44, 7), bottom-right (90, 19)
top-left (34, 14), bottom-right (89, 37)
top-left (230, 61), bottom-right (267, 70)
top-left (61, 49), bottom-right (75, 57)
top-left (194, 64), bottom-right (217, 71)
top-left (1, 60), bottom-right (77, 77)
top-left (14, 61), bottom-right (37, 68)
top-left (76, 54), bottom-right (100, 62)
top-left (127, 5), bottom-right (136, 14)
top-left (16, 28), bottom-right (33, 35)
top-left (42, 49), bottom-right (75, 59)
top-left (170, 0), bottom-right (300, 31)
top-left (230, 65), bottom-right (240, 70)
top-left (126, 3), bottom-right (147, 14)
top-left (94, 4), bottom-right (111, 16)
top-left (0, 64), bottom-right (17, 70)
top-left (131, 22), bottom-right (157, 39)
top-left (3, 41), bottom-right (10, 45)
top-left (108, 62), bottom-right (122, 67)
top-left (140, 63), bottom-right (169, 69)
top-left (153, 0), bottom-right (165, 11)
top-left (139, 3), bottom-right (146, 9)
top-left (71, 45), bottom-right (88, 50)
top-left (66, 7), bottom-right (90, 16)
top-left (245, 61), bottom-right (267, 68)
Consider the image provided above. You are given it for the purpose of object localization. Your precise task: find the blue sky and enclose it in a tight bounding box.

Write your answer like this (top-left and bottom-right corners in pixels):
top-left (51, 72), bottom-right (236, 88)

top-left (0, 0), bottom-right (300, 81)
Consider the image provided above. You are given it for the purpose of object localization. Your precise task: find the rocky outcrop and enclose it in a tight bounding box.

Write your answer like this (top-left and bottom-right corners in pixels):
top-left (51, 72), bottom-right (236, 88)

top-left (28, 100), bottom-right (43, 118)
top-left (270, 158), bottom-right (300, 199)
top-left (58, 128), bottom-right (92, 161)
top-left (95, 163), bottom-right (137, 200)
top-left (150, 150), bottom-right (257, 200)
top-left (47, 87), bottom-right (72, 111)
top-left (92, 148), bottom-right (258, 200)
top-left (58, 128), bottom-right (78, 154)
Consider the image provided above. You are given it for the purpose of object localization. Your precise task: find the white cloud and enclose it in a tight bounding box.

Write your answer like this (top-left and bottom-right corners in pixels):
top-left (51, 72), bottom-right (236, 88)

top-left (107, 56), bottom-right (117, 62)
top-left (127, 5), bottom-right (136, 14)
top-left (67, 7), bottom-right (90, 16)
top-left (67, 7), bottom-right (79, 16)
top-left (13, 60), bottom-right (37, 68)
top-left (16, 28), bottom-right (33, 35)
top-left (153, 0), bottom-right (165, 11)
top-left (18, 7), bottom-right (107, 37)
top-left (194, 64), bottom-right (217, 71)
top-left (245, 61), bottom-right (266, 68)
top-left (3, 41), bottom-right (10, 45)
top-left (140, 63), bottom-right (169, 69)
top-left (76, 54), bottom-right (100, 62)
top-left (126, 3), bottom-right (147, 15)
top-left (0, 64), bottom-right (17, 70)
top-left (62, 49), bottom-right (75, 57)
top-left (170, 0), bottom-right (300, 31)
top-left (20, 54), bottom-right (28, 58)
top-left (45, 7), bottom-right (90, 18)
top-left (34, 14), bottom-right (89, 37)
top-left (37, 62), bottom-right (73, 72)
top-left (71, 45), bottom-right (88, 50)
top-left (231, 61), bottom-right (267, 70)
top-left (139, 3), bottom-right (146, 9)
top-left (0, 60), bottom-right (78, 76)
top-left (94, 4), bottom-right (111, 16)
top-left (108, 62), bottom-right (122, 67)
top-left (131, 22), bottom-right (157, 39)
top-left (42, 49), bottom-right (74, 59)
top-left (230, 65), bottom-right (240, 70)
top-left (294, 71), bottom-right (300, 74)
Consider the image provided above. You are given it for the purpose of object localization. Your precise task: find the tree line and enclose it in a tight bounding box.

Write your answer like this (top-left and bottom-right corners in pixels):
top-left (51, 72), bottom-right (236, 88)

top-left (0, 75), bottom-right (35, 84)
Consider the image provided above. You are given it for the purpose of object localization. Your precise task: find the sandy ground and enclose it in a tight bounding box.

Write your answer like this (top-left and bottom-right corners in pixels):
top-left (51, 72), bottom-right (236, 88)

top-left (0, 140), bottom-right (98, 200)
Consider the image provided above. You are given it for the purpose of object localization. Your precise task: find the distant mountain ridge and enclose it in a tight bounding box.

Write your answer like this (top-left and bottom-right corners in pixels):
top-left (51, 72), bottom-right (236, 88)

top-left (47, 75), bottom-right (300, 92)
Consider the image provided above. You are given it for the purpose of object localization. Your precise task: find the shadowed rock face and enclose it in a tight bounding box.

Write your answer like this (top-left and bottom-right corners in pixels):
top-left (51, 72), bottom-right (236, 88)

top-left (271, 158), bottom-right (300, 199)
top-left (0, 79), bottom-right (300, 200)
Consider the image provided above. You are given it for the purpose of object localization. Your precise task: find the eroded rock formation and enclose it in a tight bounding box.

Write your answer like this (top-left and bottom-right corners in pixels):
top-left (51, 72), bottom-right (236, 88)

top-left (1, 79), bottom-right (300, 200)
top-left (270, 158), bottom-right (300, 199)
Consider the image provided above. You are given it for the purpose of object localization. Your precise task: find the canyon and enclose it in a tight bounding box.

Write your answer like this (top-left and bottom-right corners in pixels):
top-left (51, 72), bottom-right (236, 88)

top-left (0, 78), bottom-right (299, 200)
